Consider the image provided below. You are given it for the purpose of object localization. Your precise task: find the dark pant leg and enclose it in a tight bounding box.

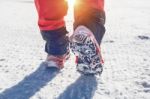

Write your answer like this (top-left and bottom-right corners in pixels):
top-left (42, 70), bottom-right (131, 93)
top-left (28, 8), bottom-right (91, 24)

top-left (35, 0), bottom-right (69, 55)
top-left (41, 27), bottom-right (69, 56)
top-left (74, 0), bottom-right (106, 45)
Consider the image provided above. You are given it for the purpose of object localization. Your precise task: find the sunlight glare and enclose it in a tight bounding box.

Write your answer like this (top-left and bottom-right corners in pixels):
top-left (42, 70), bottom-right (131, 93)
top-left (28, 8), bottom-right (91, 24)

top-left (66, 0), bottom-right (75, 7)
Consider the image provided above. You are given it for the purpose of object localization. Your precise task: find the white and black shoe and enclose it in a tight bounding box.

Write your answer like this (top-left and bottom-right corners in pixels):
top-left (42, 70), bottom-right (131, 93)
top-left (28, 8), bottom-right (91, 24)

top-left (70, 26), bottom-right (104, 75)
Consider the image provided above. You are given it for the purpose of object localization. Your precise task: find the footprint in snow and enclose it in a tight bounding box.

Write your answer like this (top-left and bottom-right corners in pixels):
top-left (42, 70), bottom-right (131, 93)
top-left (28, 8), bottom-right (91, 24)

top-left (137, 35), bottom-right (150, 40)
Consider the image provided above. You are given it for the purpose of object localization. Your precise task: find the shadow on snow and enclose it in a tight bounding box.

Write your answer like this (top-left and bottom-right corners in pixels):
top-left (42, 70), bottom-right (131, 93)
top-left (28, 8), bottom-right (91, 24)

top-left (0, 63), bottom-right (98, 99)
top-left (57, 75), bottom-right (98, 99)
top-left (0, 62), bottom-right (59, 99)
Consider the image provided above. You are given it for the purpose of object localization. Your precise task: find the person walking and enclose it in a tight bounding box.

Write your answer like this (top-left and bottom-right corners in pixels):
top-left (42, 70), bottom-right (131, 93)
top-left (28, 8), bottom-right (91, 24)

top-left (34, 0), bottom-right (106, 75)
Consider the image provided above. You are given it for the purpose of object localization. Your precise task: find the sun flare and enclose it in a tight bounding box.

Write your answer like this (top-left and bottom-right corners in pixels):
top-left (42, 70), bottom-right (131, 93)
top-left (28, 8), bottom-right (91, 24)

top-left (66, 0), bottom-right (75, 7)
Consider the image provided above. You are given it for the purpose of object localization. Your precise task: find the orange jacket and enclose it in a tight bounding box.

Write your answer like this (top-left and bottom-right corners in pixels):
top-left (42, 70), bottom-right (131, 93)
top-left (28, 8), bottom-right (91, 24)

top-left (34, 0), bottom-right (104, 30)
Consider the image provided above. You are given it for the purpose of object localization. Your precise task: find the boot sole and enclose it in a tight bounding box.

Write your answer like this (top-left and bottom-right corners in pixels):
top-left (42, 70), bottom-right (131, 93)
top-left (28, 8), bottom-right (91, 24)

top-left (70, 26), bottom-right (103, 75)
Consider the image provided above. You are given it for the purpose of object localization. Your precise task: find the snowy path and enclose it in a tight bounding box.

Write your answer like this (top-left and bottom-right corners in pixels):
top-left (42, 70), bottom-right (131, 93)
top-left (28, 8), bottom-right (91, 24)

top-left (0, 0), bottom-right (150, 99)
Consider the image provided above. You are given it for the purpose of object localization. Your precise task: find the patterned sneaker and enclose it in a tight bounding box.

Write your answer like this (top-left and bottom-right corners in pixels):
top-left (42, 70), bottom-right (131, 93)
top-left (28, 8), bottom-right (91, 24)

top-left (44, 51), bottom-right (70, 69)
top-left (70, 26), bottom-right (104, 75)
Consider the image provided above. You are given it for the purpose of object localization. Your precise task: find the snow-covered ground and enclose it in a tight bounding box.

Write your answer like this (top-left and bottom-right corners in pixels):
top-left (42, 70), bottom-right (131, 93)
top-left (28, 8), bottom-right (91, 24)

top-left (0, 0), bottom-right (150, 99)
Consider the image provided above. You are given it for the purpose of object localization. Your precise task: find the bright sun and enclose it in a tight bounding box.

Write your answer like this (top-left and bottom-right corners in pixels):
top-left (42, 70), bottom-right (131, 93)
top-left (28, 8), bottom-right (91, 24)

top-left (66, 0), bottom-right (75, 7)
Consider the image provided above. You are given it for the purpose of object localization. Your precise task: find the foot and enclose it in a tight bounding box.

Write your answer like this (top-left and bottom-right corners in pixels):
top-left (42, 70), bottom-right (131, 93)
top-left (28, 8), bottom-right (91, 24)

top-left (44, 51), bottom-right (70, 69)
top-left (70, 26), bottom-right (104, 75)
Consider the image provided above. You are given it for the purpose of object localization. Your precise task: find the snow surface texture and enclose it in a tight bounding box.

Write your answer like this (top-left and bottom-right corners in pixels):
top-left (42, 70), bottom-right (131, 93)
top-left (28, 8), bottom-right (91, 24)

top-left (0, 0), bottom-right (150, 99)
